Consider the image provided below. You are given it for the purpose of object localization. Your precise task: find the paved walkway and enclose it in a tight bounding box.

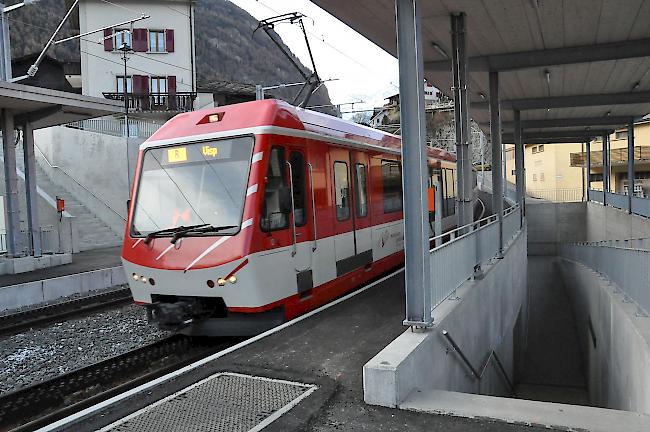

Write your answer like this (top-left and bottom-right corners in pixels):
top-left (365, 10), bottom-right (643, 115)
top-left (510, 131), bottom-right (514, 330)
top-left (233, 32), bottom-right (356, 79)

top-left (80, 269), bottom-right (551, 432)
top-left (0, 246), bottom-right (122, 287)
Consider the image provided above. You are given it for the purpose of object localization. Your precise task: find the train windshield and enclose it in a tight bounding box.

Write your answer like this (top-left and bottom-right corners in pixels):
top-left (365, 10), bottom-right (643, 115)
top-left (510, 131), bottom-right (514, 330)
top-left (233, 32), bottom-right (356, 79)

top-left (131, 137), bottom-right (254, 237)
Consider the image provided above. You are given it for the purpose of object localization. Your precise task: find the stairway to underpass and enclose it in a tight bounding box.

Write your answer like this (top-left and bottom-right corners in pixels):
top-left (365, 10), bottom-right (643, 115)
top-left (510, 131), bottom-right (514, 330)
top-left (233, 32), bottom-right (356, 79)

top-left (515, 256), bottom-right (590, 405)
top-left (0, 142), bottom-right (122, 251)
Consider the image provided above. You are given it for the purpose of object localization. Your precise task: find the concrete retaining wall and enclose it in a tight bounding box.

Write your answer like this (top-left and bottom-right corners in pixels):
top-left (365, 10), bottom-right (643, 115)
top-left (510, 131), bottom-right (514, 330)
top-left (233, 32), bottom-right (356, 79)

top-left (586, 201), bottom-right (650, 242)
top-left (527, 202), bottom-right (587, 255)
top-left (558, 258), bottom-right (650, 414)
top-left (363, 228), bottom-right (528, 407)
top-left (0, 266), bottom-right (126, 312)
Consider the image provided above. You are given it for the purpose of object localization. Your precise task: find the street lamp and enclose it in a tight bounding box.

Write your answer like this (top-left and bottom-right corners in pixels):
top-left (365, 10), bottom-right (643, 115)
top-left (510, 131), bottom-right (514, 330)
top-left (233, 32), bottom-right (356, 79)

top-left (118, 40), bottom-right (133, 138)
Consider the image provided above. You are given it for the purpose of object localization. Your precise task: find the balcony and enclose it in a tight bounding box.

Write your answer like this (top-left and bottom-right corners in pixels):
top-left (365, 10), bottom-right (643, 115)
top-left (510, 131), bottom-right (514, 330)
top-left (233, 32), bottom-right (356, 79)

top-left (570, 146), bottom-right (650, 167)
top-left (102, 92), bottom-right (196, 113)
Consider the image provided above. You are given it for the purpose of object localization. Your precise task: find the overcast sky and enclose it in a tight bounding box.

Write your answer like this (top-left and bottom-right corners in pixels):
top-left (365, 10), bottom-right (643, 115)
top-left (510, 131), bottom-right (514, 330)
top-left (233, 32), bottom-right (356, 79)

top-left (229, 0), bottom-right (399, 115)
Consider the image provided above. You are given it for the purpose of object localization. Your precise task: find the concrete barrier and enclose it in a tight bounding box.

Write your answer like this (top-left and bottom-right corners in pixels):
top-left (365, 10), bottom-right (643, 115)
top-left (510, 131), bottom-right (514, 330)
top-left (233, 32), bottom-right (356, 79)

top-left (0, 266), bottom-right (127, 312)
top-left (558, 258), bottom-right (650, 414)
top-left (363, 228), bottom-right (528, 407)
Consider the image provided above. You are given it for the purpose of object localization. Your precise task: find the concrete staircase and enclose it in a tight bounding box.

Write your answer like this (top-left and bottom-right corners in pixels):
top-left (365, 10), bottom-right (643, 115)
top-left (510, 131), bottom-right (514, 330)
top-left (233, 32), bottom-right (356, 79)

top-left (10, 143), bottom-right (123, 251)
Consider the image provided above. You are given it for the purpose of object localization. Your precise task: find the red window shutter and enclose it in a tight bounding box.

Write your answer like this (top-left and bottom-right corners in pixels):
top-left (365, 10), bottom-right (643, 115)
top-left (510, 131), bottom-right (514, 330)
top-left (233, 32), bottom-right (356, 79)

top-left (168, 76), bottom-right (176, 94)
top-left (103, 28), bottom-right (113, 51)
top-left (165, 29), bottom-right (174, 52)
top-left (133, 29), bottom-right (148, 52)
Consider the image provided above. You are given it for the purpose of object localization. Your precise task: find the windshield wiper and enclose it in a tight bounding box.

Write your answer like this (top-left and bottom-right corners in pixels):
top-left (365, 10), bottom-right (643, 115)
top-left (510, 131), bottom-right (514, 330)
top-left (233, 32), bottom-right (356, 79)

top-left (144, 224), bottom-right (210, 244)
top-left (170, 225), bottom-right (237, 244)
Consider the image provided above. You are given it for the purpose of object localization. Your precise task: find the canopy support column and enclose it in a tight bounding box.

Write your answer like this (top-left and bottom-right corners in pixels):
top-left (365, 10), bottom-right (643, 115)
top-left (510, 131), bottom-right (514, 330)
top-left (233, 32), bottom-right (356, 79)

top-left (489, 71), bottom-right (503, 256)
top-left (586, 141), bottom-right (591, 201)
top-left (395, 0), bottom-right (432, 327)
top-left (603, 133), bottom-right (609, 206)
top-left (2, 109), bottom-right (21, 257)
top-left (627, 119), bottom-right (635, 213)
top-left (22, 121), bottom-right (41, 257)
top-left (451, 12), bottom-right (472, 231)
top-left (514, 110), bottom-right (524, 224)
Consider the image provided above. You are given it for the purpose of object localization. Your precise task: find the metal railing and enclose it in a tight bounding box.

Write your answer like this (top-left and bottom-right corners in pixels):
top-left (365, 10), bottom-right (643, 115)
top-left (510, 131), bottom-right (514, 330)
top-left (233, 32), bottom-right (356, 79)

top-left (558, 241), bottom-right (650, 316)
top-left (589, 188), bottom-right (650, 218)
top-left (585, 237), bottom-right (650, 250)
top-left (65, 116), bottom-right (161, 139)
top-left (102, 92), bottom-right (196, 113)
top-left (0, 225), bottom-right (61, 255)
top-left (527, 188), bottom-right (584, 203)
top-left (570, 146), bottom-right (650, 167)
top-left (429, 204), bottom-right (523, 309)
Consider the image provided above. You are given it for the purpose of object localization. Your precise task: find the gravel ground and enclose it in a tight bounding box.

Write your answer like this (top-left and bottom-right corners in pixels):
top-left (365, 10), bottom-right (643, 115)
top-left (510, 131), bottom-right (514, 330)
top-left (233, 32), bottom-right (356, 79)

top-left (0, 304), bottom-right (169, 395)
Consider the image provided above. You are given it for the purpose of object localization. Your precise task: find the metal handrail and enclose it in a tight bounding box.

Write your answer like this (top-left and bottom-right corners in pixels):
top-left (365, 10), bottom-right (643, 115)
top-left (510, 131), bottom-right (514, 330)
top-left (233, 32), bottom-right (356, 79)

top-left (307, 162), bottom-right (317, 251)
top-left (285, 161), bottom-right (297, 257)
top-left (33, 143), bottom-right (127, 222)
top-left (442, 330), bottom-right (516, 395)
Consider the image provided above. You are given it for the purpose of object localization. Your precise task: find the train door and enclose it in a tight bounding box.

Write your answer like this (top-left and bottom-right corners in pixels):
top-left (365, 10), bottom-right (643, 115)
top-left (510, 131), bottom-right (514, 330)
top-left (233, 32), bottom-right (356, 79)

top-left (330, 148), bottom-right (372, 276)
top-left (350, 151), bottom-right (372, 264)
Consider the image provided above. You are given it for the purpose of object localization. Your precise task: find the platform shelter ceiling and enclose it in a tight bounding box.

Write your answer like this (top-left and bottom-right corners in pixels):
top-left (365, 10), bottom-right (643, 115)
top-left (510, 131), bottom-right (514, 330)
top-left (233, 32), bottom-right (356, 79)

top-left (312, 0), bottom-right (650, 141)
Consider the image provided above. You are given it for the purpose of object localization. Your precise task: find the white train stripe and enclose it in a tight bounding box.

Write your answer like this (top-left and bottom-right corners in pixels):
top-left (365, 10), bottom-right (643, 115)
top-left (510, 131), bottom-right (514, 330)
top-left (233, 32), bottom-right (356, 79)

top-left (131, 238), bottom-right (143, 249)
top-left (246, 184), bottom-right (258, 196)
top-left (155, 243), bottom-right (176, 261)
top-left (184, 218), bottom-right (254, 272)
top-left (251, 151), bottom-right (263, 164)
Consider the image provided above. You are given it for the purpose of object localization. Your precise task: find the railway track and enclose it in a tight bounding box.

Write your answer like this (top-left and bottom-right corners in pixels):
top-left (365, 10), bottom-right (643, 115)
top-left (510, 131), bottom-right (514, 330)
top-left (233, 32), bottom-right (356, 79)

top-left (0, 288), bottom-right (133, 337)
top-left (0, 334), bottom-right (234, 432)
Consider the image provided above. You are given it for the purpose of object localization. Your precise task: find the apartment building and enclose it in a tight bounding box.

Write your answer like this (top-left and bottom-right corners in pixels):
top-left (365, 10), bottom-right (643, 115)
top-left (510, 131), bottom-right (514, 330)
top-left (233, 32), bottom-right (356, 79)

top-left (78, 0), bottom-right (196, 117)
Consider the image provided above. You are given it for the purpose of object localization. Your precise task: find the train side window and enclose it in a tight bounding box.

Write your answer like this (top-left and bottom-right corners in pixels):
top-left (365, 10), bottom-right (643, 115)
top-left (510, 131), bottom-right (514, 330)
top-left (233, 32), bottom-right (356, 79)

top-left (354, 163), bottom-right (368, 218)
top-left (334, 161), bottom-right (351, 221)
top-left (382, 160), bottom-right (403, 213)
top-left (289, 151), bottom-right (307, 227)
top-left (261, 147), bottom-right (289, 232)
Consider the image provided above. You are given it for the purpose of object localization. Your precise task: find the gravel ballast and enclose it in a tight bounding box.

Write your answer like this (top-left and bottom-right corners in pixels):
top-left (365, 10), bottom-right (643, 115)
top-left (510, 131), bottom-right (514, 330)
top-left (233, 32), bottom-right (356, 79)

top-left (0, 304), bottom-right (169, 395)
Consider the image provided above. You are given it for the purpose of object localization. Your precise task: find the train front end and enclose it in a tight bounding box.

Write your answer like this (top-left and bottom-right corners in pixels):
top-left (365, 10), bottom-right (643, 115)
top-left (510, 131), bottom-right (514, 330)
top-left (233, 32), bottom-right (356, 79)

top-left (121, 112), bottom-right (279, 336)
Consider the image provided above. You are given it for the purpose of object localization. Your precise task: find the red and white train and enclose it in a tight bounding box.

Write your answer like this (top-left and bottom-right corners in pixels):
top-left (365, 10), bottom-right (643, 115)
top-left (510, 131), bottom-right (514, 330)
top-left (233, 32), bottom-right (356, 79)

top-left (121, 100), bottom-right (457, 335)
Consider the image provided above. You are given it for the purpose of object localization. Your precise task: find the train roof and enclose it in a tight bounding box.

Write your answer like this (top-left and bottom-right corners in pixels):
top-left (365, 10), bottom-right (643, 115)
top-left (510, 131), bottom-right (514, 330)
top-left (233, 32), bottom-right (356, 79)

top-left (145, 99), bottom-right (457, 163)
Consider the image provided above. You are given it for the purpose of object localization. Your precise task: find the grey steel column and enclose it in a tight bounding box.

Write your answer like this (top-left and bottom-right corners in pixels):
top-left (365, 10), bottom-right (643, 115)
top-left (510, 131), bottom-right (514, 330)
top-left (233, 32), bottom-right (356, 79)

top-left (586, 141), bottom-right (591, 201)
top-left (602, 133), bottom-right (609, 206)
top-left (489, 71), bottom-right (503, 255)
top-left (514, 110), bottom-right (524, 222)
top-left (451, 13), bottom-right (472, 230)
top-left (627, 119), bottom-right (635, 214)
top-left (22, 122), bottom-right (41, 257)
top-left (395, 0), bottom-right (432, 327)
top-left (2, 110), bottom-right (20, 256)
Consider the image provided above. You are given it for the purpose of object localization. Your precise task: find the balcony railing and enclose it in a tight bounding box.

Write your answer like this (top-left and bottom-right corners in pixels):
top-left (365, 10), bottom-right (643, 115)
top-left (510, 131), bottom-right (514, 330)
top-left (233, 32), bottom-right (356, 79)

top-left (102, 92), bottom-right (197, 113)
top-left (570, 146), bottom-right (650, 167)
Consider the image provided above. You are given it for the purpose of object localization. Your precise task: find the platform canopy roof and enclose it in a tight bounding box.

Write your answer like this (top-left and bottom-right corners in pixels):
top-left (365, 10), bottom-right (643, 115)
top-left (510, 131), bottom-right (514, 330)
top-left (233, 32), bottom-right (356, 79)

top-left (0, 81), bottom-right (122, 129)
top-left (312, 0), bottom-right (650, 143)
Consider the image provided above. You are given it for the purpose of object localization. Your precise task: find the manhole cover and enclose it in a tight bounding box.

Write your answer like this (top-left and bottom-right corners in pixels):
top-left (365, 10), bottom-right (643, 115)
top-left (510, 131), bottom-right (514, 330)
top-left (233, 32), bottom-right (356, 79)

top-left (101, 373), bottom-right (317, 432)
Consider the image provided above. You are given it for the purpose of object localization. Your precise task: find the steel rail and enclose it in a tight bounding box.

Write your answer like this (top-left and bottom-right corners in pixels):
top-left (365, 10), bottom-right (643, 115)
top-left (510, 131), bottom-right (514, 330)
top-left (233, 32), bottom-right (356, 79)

top-left (0, 335), bottom-right (233, 432)
top-left (0, 287), bottom-right (132, 337)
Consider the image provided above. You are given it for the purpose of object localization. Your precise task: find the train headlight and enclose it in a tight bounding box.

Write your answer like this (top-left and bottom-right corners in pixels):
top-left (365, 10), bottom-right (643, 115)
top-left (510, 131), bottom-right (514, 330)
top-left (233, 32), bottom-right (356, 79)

top-left (228, 275), bottom-right (237, 284)
top-left (132, 273), bottom-right (139, 281)
top-left (140, 276), bottom-right (147, 283)
top-left (217, 278), bottom-right (226, 286)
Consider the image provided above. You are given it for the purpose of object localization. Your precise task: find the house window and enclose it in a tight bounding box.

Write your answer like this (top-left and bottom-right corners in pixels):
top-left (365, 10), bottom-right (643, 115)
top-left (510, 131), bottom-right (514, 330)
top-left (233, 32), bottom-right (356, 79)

top-left (532, 146), bottom-right (538, 154)
top-left (532, 174), bottom-right (537, 181)
top-left (540, 172), bottom-right (545, 181)
top-left (538, 145), bottom-right (545, 153)
top-left (149, 30), bottom-right (166, 52)
top-left (615, 130), bottom-right (627, 140)
top-left (150, 76), bottom-right (167, 105)
top-left (114, 29), bottom-right (131, 49)
top-left (116, 76), bottom-right (132, 93)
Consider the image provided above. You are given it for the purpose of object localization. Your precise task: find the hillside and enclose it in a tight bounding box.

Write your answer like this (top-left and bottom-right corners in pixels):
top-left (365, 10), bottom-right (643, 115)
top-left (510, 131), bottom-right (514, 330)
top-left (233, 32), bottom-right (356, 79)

top-left (8, 0), bottom-right (333, 109)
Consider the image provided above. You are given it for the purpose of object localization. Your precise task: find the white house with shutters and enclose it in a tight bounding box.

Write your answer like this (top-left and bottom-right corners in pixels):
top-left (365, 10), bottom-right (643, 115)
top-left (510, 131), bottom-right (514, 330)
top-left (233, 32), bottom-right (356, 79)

top-left (78, 0), bottom-right (197, 117)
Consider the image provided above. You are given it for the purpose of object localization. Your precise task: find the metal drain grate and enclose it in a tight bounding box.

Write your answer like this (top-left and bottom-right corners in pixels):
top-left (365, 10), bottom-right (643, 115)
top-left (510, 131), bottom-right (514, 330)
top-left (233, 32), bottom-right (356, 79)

top-left (101, 373), bottom-right (317, 432)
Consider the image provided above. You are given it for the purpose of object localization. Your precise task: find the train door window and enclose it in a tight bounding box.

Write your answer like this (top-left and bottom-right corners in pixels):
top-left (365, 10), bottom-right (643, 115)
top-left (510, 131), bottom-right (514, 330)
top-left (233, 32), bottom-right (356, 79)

top-left (334, 161), bottom-right (351, 221)
top-left (354, 163), bottom-right (368, 218)
top-left (261, 147), bottom-right (289, 232)
top-left (382, 160), bottom-right (403, 213)
top-left (289, 151), bottom-right (307, 227)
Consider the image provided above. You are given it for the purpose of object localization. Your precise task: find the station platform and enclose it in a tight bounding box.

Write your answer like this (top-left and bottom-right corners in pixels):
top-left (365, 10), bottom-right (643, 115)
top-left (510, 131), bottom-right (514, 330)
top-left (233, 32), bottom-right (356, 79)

top-left (0, 247), bottom-right (125, 312)
top-left (74, 269), bottom-right (551, 432)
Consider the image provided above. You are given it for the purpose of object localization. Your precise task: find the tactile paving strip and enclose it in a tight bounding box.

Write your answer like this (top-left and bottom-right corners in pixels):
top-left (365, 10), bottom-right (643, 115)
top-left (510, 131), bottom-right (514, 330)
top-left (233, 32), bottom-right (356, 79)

top-left (102, 373), bottom-right (317, 432)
